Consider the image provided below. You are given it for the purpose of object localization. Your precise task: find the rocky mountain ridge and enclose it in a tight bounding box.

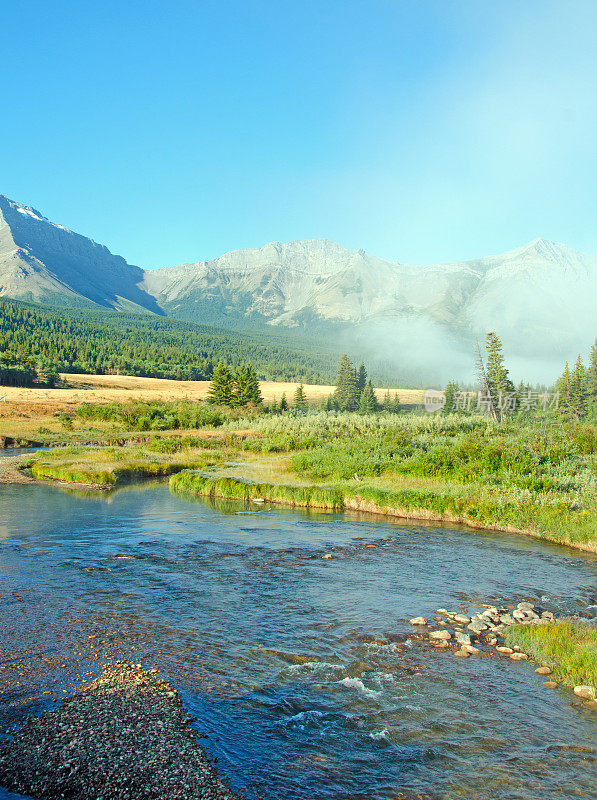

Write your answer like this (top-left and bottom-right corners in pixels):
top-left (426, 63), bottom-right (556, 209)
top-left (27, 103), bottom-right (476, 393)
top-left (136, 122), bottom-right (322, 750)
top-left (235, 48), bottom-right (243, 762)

top-left (1, 194), bottom-right (595, 381)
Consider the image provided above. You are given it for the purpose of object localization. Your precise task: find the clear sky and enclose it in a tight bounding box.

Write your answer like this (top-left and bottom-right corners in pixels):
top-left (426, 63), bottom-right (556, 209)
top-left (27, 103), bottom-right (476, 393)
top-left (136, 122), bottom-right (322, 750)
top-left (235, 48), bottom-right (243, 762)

top-left (2, 0), bottom-right (596, 269)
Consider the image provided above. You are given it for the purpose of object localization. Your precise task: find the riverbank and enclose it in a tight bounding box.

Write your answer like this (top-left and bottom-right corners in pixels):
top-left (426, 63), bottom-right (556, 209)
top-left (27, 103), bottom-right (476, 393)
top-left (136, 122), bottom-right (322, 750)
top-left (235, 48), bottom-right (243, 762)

top-left (169, 471), bottom-right (597, 554)
top-left (0, 662), bottom-right (240, 800)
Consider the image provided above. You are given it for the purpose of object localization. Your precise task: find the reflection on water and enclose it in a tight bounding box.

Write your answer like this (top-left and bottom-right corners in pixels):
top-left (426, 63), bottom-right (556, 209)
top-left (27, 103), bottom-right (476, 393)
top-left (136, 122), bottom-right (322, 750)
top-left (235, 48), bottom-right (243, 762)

top-left (0, 484), bottom-right (595, 800)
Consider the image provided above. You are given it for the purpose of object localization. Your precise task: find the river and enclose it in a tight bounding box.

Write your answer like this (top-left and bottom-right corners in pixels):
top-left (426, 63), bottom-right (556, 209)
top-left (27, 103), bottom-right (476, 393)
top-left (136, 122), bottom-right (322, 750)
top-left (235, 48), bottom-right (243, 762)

top-left (0, 483), bottom-right (595, 799)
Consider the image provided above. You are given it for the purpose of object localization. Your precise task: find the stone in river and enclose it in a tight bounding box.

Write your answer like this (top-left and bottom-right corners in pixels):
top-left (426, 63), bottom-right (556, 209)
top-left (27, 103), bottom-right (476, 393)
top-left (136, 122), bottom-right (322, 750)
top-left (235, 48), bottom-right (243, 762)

top-left (322, 554), bottom-right (333, 559)
top-left (454, 649), bottom-right (470, 658)
top-left (496, 646), bottom-right (513, 654)
top-left (454, 614), bottom-right (470, 624)
top-left (409, 617), bottom-right (427, 626)
top-left (573, 686), bottom-right (596, 700)
top-left (436, 608), bottom-right (448, 614)
top-left (535, 666), bottom-right (552, 676)
top-left (499, 614), bottom-right (515, 625)
top-left (455, 632), bottom-right (471, 646)
top-left (510, 652), bottom-right (528, 661)
top-left (464, 645), bottom-right (480, 655)
top-left (429, 630), bottom-right (451, 641)
top-left (543, 681), bottom-right (558, 689)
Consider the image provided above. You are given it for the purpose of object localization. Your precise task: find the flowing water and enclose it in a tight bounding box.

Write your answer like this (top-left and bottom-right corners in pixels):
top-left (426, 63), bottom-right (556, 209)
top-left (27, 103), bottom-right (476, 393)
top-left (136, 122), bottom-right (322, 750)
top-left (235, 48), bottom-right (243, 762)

top-left (0, 483), bottom-right (595, 800)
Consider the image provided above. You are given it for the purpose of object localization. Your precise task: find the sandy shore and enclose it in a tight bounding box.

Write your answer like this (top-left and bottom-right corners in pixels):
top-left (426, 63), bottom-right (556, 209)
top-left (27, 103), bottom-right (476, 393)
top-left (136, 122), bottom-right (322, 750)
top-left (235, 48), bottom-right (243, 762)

top-left (0, 662), bottom-right (241, 800)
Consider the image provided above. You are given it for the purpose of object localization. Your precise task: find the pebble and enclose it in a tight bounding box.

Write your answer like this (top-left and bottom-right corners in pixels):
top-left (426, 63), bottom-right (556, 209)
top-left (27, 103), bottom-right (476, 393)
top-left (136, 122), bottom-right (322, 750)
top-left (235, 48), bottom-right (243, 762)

top-left (496, 646), bottom-right (513, 654)
top-left (322, 554), bottom-right (333, 559)
top-left (0, 662), bottom-right (239, 800)
top-left (454, 649), bottom-right (470, 658)
top-left (463, 645), bottom-right (480, 655)
top-left (535, 666), bottom-right (552, 676)
top-left (543, 681), bottom-right (558, 689)
top-left (409, 617), bottom-right (427, 626)
top-left (453, 614), bottom-right (470, 624)
top-left (510, 652), bottom-right (528, 661)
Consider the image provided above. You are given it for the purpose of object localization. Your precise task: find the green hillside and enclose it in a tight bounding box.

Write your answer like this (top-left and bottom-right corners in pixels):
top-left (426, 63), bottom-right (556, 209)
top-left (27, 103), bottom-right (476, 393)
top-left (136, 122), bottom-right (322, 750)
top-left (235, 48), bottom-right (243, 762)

top-left (0, 299), bottom-right (337, 383)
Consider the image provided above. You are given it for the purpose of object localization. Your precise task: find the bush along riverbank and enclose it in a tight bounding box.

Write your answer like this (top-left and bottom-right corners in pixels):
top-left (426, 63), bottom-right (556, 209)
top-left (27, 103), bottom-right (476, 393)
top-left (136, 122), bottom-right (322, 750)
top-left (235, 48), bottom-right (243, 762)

top-left (408, 600), bottom-right (596, 706)
top-left (0, 662), bottom-right (240, 800)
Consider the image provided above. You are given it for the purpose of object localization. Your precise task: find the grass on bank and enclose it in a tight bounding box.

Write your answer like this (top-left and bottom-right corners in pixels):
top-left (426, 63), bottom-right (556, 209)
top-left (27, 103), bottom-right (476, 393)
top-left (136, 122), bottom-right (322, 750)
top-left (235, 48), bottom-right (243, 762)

top-left (28, 440), bottom-right (225, 486)
top-left (505, 621), bottom-right (597, 688)
top-left (170, 471), bottom-right (344, 509)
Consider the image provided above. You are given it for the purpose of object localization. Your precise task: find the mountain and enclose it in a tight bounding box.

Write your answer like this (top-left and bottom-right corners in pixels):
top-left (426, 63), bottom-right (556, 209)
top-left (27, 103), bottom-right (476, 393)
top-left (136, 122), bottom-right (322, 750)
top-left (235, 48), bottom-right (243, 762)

top-left (143, 236), bottom-right (597, 382)
top-left (1, 194), bottom-right (595, 382)
top-left (0, 195), bottom-right (161, 314)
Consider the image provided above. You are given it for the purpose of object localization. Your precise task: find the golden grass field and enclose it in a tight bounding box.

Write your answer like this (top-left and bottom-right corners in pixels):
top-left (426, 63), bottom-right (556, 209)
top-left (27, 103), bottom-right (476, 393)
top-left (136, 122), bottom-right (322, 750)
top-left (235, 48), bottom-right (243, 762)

top-left (0, 373), bottom-right (424, 418)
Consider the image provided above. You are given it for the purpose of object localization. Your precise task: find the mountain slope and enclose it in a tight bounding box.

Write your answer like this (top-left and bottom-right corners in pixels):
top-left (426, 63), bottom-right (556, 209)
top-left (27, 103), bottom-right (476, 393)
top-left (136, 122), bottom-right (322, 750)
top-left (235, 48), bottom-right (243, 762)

top-left (0, 196), bottom-right (161, 314)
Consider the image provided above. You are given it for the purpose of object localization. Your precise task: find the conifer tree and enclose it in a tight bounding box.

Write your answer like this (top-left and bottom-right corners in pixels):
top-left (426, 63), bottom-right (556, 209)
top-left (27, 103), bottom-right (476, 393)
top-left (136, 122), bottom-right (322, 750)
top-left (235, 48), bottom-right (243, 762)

top-left (357, 361), bottom-right (367, 393)
top-left (207, 360), bottom-right (234, 405)
top-left (358, 381), bottom-right (378, 413)
top-left (334, 354), bottom-right (359, 411)
top-left (279, 393), bottom-right (288, 412)
top-left (443, 380), bottom-right (458, 414)
top-left (558, 361), bottom-right (572, 409)
top-left (293, 383), bottom-right (307, 411)
top-left (569, 354), bottom-right (588, 417)
top-left (485, 332), bottom-right (514, 420)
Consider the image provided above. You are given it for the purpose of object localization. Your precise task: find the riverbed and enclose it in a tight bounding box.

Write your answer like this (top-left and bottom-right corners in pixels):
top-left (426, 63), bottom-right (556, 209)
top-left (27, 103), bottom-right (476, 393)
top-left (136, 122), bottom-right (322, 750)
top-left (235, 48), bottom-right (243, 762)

top-left (0, 483), bottom-right (595, 800)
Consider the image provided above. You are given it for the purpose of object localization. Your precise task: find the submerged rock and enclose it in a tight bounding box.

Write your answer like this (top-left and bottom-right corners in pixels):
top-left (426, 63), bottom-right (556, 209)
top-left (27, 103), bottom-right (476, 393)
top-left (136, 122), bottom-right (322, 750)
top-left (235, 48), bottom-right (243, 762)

top-left (409, 617), bottom-right (427, 626)
top-left (535, 666), bottom-right (552, 676)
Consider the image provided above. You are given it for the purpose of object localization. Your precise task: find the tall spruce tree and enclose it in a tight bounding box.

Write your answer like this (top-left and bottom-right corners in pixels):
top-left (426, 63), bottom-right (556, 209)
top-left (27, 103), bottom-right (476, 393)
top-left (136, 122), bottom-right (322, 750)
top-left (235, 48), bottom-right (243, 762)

top-left (358, 381), bottom-right (378, 413)
top-left (569, 354), bottom-right (588, 417)
top-left (485, 332), bottom-right (514, 420)
top-left (279, 393), bottom-right (288, 412)
top-left (293, 383), bottom-right (307, 411)
top-left (207, 360), bottom-right (234, 405)
top-left (357, 362), bottom-right (367, 393)
top-left (443, 380), bottom-right (458, 414)
top-left (235, 363), bottom-right (262, 406)
top-left (334, 354), bottom-right (359, 411)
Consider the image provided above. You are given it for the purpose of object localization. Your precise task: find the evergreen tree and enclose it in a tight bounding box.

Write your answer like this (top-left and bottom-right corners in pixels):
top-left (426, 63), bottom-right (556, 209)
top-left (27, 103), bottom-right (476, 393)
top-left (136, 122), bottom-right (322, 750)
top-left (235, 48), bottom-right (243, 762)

top-left (207, 360), bottom-right (234, 405)
top-left (235, 363), bottom-right (262, 406)
top-left (357, 361), bottom-right (367, 393)
top-left (485, 332), bottom-right (514, 420)
top-left (558, 361), bottom-right (572, 409)
top-left (443, 380), bottom-right (458, 414)
top-left (293, 383), bottom-right (307, 411)
top-left (279, 393), bottom-right (288, 412)
top-left (569, 354), bottom-right (588, 417)
top-left (334, 354), bottom-right (359, 411)
top-left (358, 381), bottom-right (378, 414)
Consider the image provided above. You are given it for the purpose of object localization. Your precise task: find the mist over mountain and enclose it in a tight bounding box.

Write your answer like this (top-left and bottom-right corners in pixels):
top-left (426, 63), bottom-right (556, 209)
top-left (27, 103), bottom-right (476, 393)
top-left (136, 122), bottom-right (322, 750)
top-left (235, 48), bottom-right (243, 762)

top-left (1, 195), bottom-right (595, 384)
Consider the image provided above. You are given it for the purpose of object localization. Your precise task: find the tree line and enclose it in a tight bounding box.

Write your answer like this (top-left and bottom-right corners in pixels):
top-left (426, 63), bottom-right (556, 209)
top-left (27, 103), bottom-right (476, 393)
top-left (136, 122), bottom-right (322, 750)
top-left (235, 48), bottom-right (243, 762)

top-left (0, 298), bottom-right (336, 386)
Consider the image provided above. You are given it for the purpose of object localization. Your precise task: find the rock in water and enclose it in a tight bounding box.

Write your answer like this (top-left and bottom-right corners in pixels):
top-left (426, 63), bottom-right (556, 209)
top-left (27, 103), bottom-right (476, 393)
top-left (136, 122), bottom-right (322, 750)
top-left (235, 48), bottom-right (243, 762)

top-left (429, 630), bottom-right (451, 641)
top-left (573, 686), bottom-right (596, 700)
top-left (535, 666), bottom-right (552, 676)
top-left (510, 652), bottom-right (528, 661)
top-left (409, 617), bottom-right (427, 626)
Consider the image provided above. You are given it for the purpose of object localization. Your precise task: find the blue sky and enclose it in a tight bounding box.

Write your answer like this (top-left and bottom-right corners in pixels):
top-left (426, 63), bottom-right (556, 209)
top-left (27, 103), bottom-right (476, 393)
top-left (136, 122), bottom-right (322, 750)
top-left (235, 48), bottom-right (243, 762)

top-left (2, 0), bottom-right (596, 268)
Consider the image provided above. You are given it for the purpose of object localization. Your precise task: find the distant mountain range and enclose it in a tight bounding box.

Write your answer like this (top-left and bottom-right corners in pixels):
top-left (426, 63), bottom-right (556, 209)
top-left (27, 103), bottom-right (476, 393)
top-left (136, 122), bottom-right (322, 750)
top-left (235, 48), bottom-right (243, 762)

top-left (1, 194), bottom-right (595, 382)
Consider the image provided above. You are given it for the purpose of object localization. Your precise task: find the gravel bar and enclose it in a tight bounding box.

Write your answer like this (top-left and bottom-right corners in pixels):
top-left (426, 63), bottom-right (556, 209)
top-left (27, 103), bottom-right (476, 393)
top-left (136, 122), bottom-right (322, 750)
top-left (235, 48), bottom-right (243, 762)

top-left (0, 662), bottom-right (241, 800)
